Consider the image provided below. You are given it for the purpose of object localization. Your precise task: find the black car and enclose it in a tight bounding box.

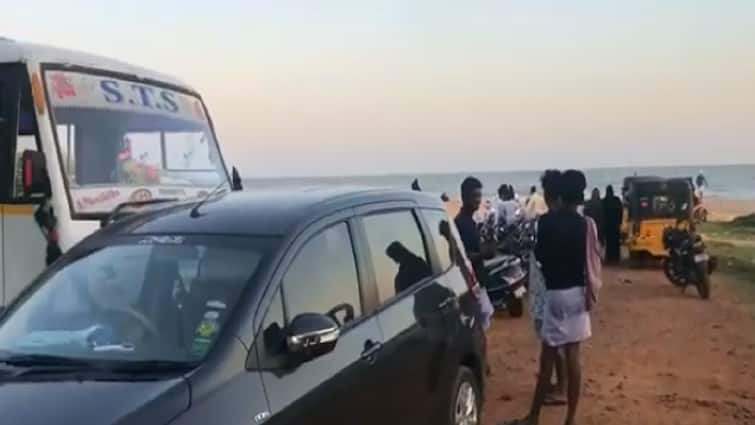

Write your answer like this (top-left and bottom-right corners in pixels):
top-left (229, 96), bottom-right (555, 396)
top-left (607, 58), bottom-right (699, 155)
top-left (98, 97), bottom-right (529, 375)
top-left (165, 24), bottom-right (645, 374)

top-left (0, 188), bottom-right (486, 425)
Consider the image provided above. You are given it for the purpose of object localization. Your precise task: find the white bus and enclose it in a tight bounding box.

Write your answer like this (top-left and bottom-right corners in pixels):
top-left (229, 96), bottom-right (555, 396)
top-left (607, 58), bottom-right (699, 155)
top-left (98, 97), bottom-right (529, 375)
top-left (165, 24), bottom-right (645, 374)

top-left (0, 38), bottom-right (239, 307)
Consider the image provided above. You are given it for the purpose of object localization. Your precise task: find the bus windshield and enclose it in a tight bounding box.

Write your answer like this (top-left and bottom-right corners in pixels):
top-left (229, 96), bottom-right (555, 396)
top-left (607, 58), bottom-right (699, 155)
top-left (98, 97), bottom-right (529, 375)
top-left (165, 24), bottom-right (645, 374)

top-left (44, 69), bottom-right (229, 216)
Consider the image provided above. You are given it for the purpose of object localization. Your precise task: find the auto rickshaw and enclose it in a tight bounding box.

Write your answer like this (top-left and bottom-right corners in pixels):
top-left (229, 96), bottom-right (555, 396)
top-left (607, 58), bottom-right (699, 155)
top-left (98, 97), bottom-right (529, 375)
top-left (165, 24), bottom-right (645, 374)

top-left (621, 176), bottom-right (694, 259)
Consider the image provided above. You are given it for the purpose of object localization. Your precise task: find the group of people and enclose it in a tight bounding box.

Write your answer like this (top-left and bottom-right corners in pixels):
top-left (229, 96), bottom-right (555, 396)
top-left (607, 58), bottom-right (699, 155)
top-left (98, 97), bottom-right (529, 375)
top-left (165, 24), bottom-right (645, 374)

top-left (452, 170), bottom-right (602, 425)
top-left (584, 186), bottom-right (624, 264)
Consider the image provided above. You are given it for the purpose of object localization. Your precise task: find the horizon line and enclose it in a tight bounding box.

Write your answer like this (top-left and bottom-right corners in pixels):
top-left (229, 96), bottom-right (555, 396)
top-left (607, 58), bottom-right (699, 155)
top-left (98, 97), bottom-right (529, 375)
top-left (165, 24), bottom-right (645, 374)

top-left (242, 161), bottom-right (755, 181)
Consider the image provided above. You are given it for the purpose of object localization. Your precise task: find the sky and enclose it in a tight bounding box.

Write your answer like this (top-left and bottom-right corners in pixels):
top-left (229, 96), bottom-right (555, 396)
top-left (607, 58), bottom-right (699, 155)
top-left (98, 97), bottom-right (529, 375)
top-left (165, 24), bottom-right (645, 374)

top-left (4, 0), bottom-right (755, 177)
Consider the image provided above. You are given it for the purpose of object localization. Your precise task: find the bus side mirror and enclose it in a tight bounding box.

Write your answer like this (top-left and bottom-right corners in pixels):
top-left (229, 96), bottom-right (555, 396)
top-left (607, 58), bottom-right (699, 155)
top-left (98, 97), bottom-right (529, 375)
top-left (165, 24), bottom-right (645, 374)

top-left (231, 166), bottom-right (243, 191)
top-left (22, 150), bottom-right (52, 198)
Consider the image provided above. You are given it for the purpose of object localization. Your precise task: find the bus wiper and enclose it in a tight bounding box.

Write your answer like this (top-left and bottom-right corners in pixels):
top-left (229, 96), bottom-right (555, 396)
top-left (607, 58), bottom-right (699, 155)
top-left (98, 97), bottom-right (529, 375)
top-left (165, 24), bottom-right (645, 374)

top-left (190, 181), bottom-right (230, 218)
top-left (101, 198), bottom-right (179, 227)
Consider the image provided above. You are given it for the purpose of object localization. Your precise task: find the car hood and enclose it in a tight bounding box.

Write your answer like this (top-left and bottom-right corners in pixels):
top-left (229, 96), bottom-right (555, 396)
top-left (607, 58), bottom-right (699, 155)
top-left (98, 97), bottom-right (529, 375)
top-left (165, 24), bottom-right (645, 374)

top-left (0, 377), bottom-right (190, 425)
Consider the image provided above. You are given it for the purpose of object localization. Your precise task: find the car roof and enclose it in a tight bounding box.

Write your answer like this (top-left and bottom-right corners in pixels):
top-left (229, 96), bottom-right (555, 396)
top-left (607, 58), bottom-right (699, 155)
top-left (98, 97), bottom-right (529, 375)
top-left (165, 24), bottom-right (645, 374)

top-left (105, 186), bottom-right (445, 237)
top-left (0, 38), bottom-right (192, 91)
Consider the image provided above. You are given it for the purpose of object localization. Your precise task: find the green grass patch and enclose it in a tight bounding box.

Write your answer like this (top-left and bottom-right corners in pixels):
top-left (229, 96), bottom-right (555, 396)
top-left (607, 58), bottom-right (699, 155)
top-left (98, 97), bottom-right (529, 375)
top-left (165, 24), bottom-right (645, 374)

top-left (699, 215), bottom-right (755, 241)
top-left (707, 241), bottom-right (755, 284)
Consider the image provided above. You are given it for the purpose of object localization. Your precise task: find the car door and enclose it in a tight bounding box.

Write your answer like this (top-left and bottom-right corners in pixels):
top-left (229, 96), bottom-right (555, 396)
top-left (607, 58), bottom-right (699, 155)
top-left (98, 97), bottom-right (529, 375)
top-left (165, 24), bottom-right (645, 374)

top-left (356, 205), bottom-right (457, 424)
top-left (257, 220), bottom-right (385, 425)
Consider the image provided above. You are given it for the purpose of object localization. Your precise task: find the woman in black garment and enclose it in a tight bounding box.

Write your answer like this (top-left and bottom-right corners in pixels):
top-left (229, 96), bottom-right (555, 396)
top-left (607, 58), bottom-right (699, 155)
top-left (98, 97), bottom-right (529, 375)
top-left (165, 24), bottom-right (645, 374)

top-left (502, 170), bottom-right (594, 425)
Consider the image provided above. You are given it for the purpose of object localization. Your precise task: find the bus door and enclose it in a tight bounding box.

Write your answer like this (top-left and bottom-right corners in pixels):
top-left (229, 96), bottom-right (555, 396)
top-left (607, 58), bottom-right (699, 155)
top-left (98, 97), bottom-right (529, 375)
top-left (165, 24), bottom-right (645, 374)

top-left (0, 64), bottom-right (47, 306)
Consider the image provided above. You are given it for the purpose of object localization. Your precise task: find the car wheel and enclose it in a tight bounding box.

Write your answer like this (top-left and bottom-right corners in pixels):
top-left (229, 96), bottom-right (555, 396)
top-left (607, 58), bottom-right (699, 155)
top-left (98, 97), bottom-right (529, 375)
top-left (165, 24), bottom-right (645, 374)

top-left (449, 366), bottom-right (481, 425)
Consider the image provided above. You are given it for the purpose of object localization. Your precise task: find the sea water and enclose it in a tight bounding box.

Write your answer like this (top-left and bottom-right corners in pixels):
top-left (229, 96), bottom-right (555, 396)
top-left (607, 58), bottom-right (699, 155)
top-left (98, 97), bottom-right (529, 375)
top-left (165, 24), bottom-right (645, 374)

top-left (245, 164), bottom-right (755, 200)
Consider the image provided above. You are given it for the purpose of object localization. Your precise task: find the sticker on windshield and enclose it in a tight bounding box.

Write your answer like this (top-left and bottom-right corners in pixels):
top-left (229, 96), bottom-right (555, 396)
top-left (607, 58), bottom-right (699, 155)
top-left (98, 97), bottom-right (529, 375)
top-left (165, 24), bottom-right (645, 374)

top-left (75, 189), bottom-right (121, 211)
top-left (159, 188), bottom-right (186, 197)
top-left (50, 73), bottom-right (77, 99)
top-left (206, 300), bottom-right (227, 310)
top-left (129, 188), bottom-right (153, 202)
top-left (45, 71), bottom-right (207, 124)
top-left (138, 236), bottom-right (185, 245)
top-left (191, 314), bottom-right (220, 358)
top-left (196, 320), bottom-right (218, 338)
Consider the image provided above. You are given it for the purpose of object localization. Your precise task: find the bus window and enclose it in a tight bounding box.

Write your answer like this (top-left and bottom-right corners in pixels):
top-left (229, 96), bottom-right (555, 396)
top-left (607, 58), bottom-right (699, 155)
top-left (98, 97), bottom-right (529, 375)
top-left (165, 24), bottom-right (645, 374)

top-left (11, 80), bottom-right (40, 199)
top-left (57, 124), bottom-right (76, 183)
top-left (164, 132), bottom-right (216, 171)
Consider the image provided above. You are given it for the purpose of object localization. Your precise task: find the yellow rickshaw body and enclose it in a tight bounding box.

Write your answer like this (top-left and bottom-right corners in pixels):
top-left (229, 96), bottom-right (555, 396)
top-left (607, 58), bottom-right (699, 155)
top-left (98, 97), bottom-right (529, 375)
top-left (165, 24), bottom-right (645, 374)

top-left (621, 176), bottom-right (694, 258)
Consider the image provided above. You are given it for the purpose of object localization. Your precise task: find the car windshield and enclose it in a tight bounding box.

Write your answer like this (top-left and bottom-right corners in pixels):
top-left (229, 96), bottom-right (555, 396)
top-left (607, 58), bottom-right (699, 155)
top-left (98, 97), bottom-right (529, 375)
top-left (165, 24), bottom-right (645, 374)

top-left (0, 236), bottom-right (276, 365)
top-left (44, 69), bottom-right (229, 215)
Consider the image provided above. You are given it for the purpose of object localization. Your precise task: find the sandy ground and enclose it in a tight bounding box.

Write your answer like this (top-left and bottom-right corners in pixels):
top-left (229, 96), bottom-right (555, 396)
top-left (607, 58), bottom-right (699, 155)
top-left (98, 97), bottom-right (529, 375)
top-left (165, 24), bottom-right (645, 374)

top-left (705, 197), bottom-right (755, 222)
top-left (482, 268), bottom-right (755, 425)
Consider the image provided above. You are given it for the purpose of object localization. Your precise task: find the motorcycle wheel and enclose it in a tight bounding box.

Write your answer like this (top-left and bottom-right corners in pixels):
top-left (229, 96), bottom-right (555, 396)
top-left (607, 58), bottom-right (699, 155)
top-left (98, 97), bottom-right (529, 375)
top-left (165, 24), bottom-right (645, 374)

top-left (507, 298), bottom-right (524, 318)
top-left (695, 263), bottom-right (711, 300)
top-left (662, 259), bottom-right (683, 287)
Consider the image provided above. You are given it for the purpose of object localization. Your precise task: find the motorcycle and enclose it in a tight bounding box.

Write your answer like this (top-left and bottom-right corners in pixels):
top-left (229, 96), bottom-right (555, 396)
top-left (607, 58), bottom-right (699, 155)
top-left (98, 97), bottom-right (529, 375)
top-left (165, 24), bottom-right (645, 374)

top-left (478, 206), bottom-right (530, 317)
top-left (483, 254), bottom-right (527, 317)
top-left (497, 218), bottom-right (537, 274)
top-left (662, 227), bottom-right (717, 299)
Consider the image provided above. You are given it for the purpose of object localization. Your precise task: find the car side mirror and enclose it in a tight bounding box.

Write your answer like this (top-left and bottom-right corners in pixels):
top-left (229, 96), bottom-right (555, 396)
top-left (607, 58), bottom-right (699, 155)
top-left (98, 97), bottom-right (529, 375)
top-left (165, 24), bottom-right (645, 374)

top-left (286, 313), bottom-right (340, 363)
top-left (21, 150), bottom-right (51, 198)
top-left (231, 166), bottom-right (243, 191)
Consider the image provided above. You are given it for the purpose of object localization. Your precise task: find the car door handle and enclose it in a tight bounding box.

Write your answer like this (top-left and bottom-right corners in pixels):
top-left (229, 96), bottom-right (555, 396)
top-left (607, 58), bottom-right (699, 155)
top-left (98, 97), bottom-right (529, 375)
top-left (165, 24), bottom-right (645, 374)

top-left (360, 341), bottom-right (383, 364)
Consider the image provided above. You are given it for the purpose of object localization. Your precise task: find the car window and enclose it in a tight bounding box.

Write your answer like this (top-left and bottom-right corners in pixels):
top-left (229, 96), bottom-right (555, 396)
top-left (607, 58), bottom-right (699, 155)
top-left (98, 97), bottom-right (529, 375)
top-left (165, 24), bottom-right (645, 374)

top-left (362, 210), bottom-right (431, 303)
top-left (282, 223), bottom-right (362, 326)
top-left (0, 236), bottom-right (274, 364)
top-left (422, 209), bottom-right (455, 271)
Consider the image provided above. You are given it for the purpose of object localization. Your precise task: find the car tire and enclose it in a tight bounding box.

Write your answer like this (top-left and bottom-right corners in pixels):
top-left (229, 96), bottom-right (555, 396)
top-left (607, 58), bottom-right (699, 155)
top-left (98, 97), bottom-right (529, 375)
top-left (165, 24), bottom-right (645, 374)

top-left (448, 366), bottom-right (482, 425)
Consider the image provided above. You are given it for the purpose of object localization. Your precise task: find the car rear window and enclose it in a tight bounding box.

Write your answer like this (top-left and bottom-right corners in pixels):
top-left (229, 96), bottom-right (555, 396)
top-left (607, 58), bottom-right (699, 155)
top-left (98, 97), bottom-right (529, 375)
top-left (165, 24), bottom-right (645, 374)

top-left (362, 210), bottom-right (431, 303)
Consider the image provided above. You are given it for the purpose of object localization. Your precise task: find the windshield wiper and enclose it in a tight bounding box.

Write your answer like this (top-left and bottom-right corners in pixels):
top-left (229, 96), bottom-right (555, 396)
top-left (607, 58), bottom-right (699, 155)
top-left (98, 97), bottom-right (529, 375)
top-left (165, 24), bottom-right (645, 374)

top-left (103, 359), bottom-right (196, 374)
top-left (0, 353), bottom-right (98, 368)
top-left (0, 355), bottom-right (194, 380)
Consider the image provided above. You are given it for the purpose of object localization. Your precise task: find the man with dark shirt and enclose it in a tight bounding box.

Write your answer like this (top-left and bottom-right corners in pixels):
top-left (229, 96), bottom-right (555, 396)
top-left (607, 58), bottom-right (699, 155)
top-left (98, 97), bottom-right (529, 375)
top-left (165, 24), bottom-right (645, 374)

top-left (455, 176), bottom-right (493, 377)
top-left (454, 176), bottom-right (489, 283)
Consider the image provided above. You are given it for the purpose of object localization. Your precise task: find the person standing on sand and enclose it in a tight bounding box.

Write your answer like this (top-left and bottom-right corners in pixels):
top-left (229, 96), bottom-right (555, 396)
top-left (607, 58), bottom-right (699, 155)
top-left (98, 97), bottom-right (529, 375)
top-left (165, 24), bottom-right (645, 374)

top-left (695, 170), bottom-right (708, 203)
top-left (494, 184), bottom-right (521, 225)
top-left (455, 177), bottom-right (493, 284)
top-left (525, 185), bottom-right (548, 219)
top-left (455, 177), bottom-right (495, 375)
top-left (528, 170), bottom-right (567, 407)
top-left (502, 169), bottom-right (597, 425)
top-left (602, 185), bottom-right (623, 264)
top-left (584, 188), bottom-right (605, 246)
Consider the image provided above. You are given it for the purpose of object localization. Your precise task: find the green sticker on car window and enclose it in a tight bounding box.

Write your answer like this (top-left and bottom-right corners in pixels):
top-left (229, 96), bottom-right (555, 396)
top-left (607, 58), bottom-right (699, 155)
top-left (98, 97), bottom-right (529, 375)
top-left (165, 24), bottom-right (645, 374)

top-left (191, 313), bottom-right (220, 358)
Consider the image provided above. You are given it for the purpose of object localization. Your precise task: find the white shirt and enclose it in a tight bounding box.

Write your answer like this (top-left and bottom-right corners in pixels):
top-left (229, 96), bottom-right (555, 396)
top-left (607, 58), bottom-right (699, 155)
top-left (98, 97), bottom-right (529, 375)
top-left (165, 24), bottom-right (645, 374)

top-left (493, 199), bottom-right (521, 225)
